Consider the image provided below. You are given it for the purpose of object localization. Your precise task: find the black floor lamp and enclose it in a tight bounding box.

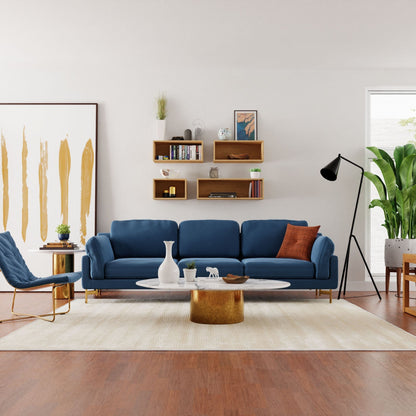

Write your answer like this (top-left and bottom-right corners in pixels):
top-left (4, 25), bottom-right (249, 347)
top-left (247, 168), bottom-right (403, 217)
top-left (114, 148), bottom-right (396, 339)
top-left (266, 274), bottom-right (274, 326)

top-left (320, 154), bottom-right (382, 300)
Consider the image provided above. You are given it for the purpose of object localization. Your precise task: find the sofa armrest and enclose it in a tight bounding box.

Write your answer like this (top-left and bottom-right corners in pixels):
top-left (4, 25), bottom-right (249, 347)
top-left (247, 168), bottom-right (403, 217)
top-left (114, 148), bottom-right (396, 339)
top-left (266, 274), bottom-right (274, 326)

top-left (86, 235), bottom-right (115, 279)
top-left (310, 235), bottom-right (335, 279)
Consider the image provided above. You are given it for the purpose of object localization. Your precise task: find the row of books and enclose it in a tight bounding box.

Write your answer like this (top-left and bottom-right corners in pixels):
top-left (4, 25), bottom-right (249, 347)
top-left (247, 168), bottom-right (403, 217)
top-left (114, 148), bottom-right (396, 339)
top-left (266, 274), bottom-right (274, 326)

top-left (170, 144), bottom-right (202, 160)
top-left (248, 180), bottom-right (262, 198)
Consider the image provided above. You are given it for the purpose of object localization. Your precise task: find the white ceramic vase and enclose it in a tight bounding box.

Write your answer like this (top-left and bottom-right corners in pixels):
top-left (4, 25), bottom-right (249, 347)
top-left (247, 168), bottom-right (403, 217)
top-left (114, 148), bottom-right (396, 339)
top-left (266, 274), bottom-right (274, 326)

top-left (384, 238), bottom-right (416, 268)
top-left (158, 241), bottom-right (179, 284)
top-left (155, 119), bottom-right (167, 140)
top-left (183, 268), bottom-right (197, 282)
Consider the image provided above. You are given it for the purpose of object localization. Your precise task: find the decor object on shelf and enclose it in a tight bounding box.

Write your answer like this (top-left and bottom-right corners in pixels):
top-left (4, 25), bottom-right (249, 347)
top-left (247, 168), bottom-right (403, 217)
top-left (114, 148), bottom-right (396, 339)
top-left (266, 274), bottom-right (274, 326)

top-left (218, 128), bottom-right (231, 140)
top-left (184, 129), bottom-right (192, 141)
top-left (183, 262), bottom-right (197, 282)
top-left (209, 167), bottom-right (219, 178)
top-left (250, 168), bottom-right (261, 178)
top-left (0, 103), bottom-right (97, 278)
top-left (321, 154), bottom-right (381, 300)
top-left (169, 186), bottom-right (176, 197)
top-left (56, 224), bottom-right (70, 241)
top-left (155, 94), bottom-right (167, 140)
top-left (364, 144), bottom-right (416, 271)
top-left (158, 240), bottom-right (180, 284)
top-left (228, 153), bottom-right (249, 160)
top-left (206, 267), bottom-right (219, 278)
top-left (214, 140), bottom-right (263, 163)
top-left (234, 110), bottom-right (257, 140)
top-left (0, 231), bottom-right (82, 323)
top-left (160, 169), bottom-right (181, 178)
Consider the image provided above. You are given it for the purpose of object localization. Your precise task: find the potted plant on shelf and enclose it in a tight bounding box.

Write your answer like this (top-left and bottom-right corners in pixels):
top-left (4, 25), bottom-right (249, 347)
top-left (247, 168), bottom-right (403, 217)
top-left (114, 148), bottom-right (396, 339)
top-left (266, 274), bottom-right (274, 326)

top-left (364, 143), bottom-right (416, 268)
top-left (250, 168), bottom-right (261, 179)
top-left (56, 224), bottom-right (71, 241)
top-left (155, 94), bottom-right (167, 140)
top-left (183, 262), bottom-right (197, 282)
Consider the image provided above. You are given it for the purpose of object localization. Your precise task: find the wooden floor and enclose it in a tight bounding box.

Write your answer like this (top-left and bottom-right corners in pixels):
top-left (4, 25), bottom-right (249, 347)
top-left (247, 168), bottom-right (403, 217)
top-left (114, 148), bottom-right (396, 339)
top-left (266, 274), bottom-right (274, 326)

top-left (1, 290), bottom-right (416, 416)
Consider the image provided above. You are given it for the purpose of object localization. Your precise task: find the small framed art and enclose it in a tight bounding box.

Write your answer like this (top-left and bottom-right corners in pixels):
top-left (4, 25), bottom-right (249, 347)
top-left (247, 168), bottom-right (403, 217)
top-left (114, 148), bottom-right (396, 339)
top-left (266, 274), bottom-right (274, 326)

top-left (234, 110), bottom-right (257, 140)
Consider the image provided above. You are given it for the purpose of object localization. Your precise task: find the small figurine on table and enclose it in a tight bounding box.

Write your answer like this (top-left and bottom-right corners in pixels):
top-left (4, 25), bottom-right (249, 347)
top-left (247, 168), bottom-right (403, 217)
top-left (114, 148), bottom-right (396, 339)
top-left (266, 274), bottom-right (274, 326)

top-left (206, 267), bottom-right (219, 278)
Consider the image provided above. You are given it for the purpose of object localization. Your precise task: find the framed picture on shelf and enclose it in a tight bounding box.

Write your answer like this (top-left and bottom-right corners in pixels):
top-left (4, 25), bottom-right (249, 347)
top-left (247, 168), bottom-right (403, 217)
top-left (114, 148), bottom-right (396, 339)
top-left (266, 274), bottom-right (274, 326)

top-left (234, 110), bottom-right (257, 140)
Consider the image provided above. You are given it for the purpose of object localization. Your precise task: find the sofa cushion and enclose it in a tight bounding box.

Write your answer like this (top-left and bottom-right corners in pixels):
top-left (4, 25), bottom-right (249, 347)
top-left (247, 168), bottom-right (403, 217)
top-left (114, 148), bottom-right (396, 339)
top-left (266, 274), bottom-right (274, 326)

top-left (178, 258), bottom-right (243, 277)
top-left (110, 220), bottom-right (178, 258)
top-left (179, 220), bottom-right (240, 258)
top-left (241, 220), bottom-right (308, 258)
top-left (277, 224), bottom-right (320, 261)
top-left (242, 258), bottom-right (315, 278)
top-left (104, 258), bottom-right (175, 278)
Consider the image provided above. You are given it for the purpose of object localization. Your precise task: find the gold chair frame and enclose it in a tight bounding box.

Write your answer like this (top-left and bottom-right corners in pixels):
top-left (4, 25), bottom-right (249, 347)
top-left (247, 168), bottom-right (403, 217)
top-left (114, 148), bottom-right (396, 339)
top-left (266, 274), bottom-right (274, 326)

top-left (0, 283), bottom-right (71, 323)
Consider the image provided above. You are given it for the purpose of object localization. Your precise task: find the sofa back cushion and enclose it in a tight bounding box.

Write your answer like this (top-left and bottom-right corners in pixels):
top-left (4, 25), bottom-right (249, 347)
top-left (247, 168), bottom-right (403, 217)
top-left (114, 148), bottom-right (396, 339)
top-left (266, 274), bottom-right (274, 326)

top-left (179, 220), bottom-right (240, 258)
top-left (241, 219), bottom-right (308, 258)
top-left (110, 220), bottom-right (178, 258)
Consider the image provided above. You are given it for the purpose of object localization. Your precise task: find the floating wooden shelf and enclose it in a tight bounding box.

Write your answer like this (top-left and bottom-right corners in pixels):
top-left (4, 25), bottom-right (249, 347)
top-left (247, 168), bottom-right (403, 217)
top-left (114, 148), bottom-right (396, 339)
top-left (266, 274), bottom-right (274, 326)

top-left (197, 178), bottom-right (263, 200)
top-left (153, 140), bottom-right (204, 163)
top-left (213, 140), bottom-right (263, 163)
top-left (153, 179), bottom-right (187, 200)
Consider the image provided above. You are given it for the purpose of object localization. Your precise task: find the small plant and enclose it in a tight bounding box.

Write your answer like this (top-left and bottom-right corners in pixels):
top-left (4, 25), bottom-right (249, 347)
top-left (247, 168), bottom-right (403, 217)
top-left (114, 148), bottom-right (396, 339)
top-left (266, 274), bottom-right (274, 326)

top-left (186, 262), bottom-right (196, 269)
top-left (156, 95), bottom-right (167, 120)
top-left (56, 224), bottom-right (70, 234)
top-left (250, 168), bottom-right (261, 172)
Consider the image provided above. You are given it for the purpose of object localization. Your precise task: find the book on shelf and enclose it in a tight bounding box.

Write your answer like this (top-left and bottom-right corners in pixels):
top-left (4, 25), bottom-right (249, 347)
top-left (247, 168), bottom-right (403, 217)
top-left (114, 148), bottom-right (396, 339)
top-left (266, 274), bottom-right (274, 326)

top-left (208, 192), bottom-right (237, 198)
top-left (169, 144), bottom-right (201, 161)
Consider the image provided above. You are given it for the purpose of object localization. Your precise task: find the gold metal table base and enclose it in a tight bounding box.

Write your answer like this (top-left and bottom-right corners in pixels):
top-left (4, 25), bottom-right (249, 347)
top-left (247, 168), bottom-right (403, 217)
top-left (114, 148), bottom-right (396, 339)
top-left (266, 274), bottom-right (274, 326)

top-left (53, 253), bottom-right (75, 300)
top-left (190, 290), bottom-right (244, 324)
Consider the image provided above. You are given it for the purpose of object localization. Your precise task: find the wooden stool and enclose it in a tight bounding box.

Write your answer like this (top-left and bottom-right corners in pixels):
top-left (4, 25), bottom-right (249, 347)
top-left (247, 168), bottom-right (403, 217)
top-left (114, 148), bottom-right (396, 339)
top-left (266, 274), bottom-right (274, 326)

top-left (402, 254), bottom-right (416, 316)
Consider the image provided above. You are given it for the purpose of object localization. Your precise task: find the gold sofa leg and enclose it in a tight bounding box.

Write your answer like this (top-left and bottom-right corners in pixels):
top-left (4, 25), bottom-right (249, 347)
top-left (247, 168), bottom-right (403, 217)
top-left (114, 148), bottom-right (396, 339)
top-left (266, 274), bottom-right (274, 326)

top-left (85, 289), bottom-right (100, 303)
top-left (0, 283), bottom-right (71, 323)
top-left (316, 289), bottom-right (332, 303)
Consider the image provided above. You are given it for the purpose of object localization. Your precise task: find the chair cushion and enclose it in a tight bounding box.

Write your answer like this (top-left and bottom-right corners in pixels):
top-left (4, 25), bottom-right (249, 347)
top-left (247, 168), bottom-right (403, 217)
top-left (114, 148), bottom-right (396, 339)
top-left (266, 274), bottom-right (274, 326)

top-left (242, 258), bottom-right (315, 278)
top-left (178, 220), bottom-right (240, 258)
top-left (110, 220), bottom-right (178, 258)
top-left (178, 258), bottom-right (243, 277)
top-left (277, 224), bottom-right (320, 261)
top-left (104, 258), bottom-right (173, 278)
top-left (241, 220), bottom-right (308, 258)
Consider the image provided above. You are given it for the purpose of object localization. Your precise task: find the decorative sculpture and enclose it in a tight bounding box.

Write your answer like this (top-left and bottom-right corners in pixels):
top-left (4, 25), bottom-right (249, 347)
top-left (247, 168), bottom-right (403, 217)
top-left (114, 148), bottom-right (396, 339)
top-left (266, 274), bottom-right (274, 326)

top-left (206, 267), bottom-right (219, 278)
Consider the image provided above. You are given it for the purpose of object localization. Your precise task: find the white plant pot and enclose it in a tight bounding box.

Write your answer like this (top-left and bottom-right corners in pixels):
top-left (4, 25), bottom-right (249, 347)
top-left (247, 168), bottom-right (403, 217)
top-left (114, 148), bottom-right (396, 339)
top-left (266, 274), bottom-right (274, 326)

top-left (250, 171), bottom-right (261, 179)
top-left (155, 119), bottom-right (167, 140)
top-left (384, 238), bottom-right (416, 268)
top-left (183, 268), bottom-right (197, 282)
top-left (158, 241), bottom-right (179, 284)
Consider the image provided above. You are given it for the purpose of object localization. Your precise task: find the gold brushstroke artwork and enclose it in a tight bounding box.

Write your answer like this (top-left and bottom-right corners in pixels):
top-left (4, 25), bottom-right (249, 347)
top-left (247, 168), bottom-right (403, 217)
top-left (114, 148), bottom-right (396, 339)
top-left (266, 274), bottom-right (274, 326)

top-left (80, 139), bottom-right (94, 245)
top-left (1, 132), bottom-right (9, 231)
top-left (39, 141), bottom-right (48, 241)
top-left (59, 137), bottom-right (71, 224)
top-left (22, 127), bottom-right (28, 241)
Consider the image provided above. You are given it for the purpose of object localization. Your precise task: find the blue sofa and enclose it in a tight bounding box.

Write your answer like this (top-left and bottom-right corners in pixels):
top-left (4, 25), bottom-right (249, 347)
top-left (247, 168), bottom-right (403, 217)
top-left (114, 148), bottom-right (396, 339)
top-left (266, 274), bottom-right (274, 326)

top-left (82, 219), bottom-right (338, 298)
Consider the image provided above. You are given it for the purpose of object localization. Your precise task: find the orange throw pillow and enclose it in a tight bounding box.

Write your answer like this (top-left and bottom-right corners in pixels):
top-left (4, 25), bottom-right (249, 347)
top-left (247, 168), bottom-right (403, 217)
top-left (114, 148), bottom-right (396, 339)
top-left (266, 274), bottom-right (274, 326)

top-left (276, 224), bottom-right (320, 261)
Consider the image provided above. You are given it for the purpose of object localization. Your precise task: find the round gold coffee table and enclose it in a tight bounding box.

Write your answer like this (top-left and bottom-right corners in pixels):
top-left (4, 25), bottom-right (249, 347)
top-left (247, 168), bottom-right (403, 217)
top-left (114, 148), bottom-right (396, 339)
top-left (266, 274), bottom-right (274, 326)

top-left (136, 278), bottom-right (290, 324)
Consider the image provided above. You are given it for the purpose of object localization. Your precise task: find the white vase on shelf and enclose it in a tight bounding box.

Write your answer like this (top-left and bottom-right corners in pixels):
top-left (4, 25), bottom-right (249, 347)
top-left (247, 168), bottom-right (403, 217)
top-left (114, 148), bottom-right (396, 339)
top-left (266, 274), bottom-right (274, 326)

top-left (155, 119), bottom-right (167, 140)
top-left (158, 241), bottom-right (179, 284)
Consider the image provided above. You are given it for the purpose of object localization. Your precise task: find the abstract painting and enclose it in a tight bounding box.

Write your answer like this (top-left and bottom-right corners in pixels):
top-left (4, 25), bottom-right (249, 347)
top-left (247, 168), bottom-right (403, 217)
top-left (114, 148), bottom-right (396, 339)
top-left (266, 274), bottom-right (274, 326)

top-left (234, 110), bottom-right (257, 140)
top-left (0, 103), bottom-right (97, 282)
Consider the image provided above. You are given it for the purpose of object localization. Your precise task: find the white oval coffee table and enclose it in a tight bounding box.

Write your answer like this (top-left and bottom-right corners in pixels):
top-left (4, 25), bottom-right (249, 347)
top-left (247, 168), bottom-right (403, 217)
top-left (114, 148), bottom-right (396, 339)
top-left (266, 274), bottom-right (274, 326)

top-left (136, 278), bottom-right (290, 324)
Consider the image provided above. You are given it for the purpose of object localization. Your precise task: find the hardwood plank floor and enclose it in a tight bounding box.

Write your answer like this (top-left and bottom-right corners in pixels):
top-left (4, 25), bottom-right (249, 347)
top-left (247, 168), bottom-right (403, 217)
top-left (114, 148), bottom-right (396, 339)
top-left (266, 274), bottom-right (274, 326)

top-left (1, 289), bottom-right (416, 416)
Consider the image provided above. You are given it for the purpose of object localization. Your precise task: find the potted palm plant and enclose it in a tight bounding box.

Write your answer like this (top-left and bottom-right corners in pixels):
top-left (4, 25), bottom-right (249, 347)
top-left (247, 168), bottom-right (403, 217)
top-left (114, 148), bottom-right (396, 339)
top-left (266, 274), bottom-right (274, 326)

top-left (364, 143), bottom-right (416, 268)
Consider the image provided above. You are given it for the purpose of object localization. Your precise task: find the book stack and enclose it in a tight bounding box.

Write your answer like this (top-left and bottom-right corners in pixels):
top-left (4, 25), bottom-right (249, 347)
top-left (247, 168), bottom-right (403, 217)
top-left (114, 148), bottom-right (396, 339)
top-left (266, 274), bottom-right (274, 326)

top-left (40, 242), bottom-right (79, 250)
top-left (208, 192), bottom-right (237, 198)
top-left (169, 144), bottom-right (201, 161)
top-left (248, 180), bottom-right (262, 198)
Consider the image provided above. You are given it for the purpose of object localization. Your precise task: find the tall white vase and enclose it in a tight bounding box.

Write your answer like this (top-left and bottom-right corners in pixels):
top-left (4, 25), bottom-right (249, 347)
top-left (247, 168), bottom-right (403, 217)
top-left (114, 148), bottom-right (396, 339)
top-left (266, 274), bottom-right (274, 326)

top-left (155, 119), bottom-right (167, 140)
top-left (158, 241), bottom-right (179, 284)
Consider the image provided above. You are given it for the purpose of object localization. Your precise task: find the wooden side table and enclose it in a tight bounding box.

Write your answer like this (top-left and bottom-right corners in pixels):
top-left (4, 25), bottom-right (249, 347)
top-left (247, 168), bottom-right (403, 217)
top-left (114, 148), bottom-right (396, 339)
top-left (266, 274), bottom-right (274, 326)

top-left (402, 254), bottom-right (416, 316)
top-left (385, 266), bottom-right (403, 294)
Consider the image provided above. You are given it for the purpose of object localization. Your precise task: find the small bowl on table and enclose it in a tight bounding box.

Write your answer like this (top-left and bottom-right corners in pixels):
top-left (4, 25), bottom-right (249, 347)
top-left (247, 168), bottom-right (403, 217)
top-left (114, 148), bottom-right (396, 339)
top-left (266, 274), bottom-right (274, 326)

top-left (222, 274), bottom-right (249, 284)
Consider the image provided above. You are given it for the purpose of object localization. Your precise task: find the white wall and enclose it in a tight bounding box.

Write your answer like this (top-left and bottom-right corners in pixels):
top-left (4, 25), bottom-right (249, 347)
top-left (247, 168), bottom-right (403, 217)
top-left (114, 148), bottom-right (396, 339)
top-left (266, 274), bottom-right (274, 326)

top-left (2, 0), bottom-right (416, 290)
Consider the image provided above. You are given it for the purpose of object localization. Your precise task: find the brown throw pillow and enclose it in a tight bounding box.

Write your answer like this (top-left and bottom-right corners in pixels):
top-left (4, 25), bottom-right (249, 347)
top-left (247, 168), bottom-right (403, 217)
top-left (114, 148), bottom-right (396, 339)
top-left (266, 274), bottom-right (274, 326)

top-left (276, 224), bottom-right (320, 261)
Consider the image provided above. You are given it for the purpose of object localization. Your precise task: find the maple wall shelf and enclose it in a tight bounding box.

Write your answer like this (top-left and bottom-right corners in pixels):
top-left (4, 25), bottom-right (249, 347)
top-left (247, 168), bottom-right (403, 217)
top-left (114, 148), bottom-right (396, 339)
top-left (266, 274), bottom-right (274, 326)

top-left (213, 140), bottom-right (263, 163)
top-left (153, 179), bottom-right (187, 200)
top-left (197, 178), bottom-right (263, 200)
top-left (153, 140), bottom-right (204, 163)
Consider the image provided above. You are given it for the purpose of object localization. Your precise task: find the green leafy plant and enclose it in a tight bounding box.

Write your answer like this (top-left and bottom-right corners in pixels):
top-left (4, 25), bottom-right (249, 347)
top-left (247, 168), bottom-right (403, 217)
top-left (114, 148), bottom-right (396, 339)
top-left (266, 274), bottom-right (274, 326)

top-left (250, 168), bottom-right (261, 172)
top-left (364, 144), bottom-right (416, 239)
top-left (156, 95), bottom-right (167, 120)
top-left (55, 224), bottom-right (70, 234)
top-left (186, 262), bottom-right (196, 269)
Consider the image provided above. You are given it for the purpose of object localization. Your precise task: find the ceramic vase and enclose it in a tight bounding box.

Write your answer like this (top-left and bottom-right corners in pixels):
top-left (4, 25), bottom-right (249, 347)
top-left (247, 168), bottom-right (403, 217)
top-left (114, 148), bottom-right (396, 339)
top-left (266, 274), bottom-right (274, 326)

top-left (158, 241), bottom-right (180, 284)
top-left (155, 119), bottom-right (167, 140)
top-left (384, 238), bottom-right (416, 268)
top-left (58, 233), bottom-right (70, 241)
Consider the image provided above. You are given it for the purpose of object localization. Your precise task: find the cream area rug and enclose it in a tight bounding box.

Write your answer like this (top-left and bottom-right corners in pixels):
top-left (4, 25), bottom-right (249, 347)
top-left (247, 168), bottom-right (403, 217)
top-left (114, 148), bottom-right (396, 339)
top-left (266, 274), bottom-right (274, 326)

top-left (1, 298), bottom-right (416, 351)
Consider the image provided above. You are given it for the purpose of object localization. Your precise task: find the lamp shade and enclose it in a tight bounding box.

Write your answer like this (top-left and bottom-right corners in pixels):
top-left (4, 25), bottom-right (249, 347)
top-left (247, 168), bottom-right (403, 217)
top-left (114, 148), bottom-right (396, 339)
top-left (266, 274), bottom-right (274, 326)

top-left (320, 155), bottom-right (341, 181)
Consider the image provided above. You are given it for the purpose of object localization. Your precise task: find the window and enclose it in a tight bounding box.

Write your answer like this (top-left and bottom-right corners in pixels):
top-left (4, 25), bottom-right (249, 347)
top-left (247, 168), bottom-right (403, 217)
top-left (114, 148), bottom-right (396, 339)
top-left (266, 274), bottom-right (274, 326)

top-left (367, 90), bottom-right (416, 275)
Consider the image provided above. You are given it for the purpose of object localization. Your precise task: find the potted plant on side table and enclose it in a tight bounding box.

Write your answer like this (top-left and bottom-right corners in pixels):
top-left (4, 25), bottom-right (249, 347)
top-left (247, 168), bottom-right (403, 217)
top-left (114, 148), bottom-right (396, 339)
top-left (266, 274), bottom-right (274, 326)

top-left (56, 224), bottom-right (71, 242)
top-left (183, 262), bottom-right (197, 282)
